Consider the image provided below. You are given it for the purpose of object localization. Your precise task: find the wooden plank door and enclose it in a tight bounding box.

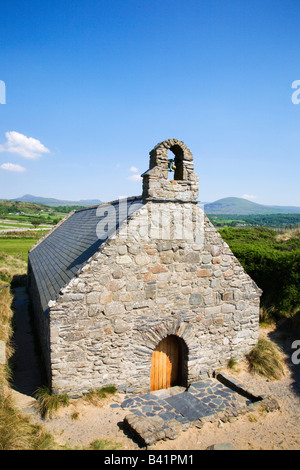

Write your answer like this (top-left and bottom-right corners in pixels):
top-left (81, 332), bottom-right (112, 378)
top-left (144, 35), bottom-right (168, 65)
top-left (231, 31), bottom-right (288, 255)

top-left (150, 336), bottom-right (179, 391)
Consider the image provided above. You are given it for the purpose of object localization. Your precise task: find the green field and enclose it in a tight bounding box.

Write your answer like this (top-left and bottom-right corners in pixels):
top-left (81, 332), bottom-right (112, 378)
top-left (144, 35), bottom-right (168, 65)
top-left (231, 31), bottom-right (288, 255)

top-left (0, 237), bottom-right (40, 261)
top-left (207, 213), bottom-right (300, 228)
top-left (0, 222), bottom-right (51, 229)
top-left (0, 199), bottom-right (72, 227)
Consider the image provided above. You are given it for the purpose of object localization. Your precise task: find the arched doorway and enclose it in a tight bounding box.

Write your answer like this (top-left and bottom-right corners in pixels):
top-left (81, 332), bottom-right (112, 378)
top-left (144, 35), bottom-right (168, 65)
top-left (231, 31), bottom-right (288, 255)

top-left (150, 335), bottom-right (187, 392)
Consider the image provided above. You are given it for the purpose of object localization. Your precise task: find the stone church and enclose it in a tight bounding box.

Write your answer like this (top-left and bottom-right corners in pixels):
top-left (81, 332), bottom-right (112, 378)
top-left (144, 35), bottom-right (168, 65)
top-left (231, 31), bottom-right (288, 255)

top-left (28, 139), bottom-right (261, 397)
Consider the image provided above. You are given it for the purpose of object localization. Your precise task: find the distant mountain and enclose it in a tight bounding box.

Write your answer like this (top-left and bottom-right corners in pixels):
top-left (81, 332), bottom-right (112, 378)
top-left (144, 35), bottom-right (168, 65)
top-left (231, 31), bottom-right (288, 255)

top-left (204, 197), bottom-right (300, 215)
top-left (11, 194), bottom-right (300, 214)
top-left (13, 194), bottom-right (103, 207)
top-left (0, 199), bottom-right (51, 214)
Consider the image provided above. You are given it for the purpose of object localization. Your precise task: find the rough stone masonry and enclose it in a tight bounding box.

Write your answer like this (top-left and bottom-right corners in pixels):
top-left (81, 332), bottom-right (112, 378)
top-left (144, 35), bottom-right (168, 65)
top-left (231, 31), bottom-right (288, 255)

top-left (28, 139), bottom-right (262, 396)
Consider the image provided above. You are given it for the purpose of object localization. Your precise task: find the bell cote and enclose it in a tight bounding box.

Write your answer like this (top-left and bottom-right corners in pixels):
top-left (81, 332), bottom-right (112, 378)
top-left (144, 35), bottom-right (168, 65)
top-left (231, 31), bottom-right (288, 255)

top-left (142, 139), bottom-right (199, 202)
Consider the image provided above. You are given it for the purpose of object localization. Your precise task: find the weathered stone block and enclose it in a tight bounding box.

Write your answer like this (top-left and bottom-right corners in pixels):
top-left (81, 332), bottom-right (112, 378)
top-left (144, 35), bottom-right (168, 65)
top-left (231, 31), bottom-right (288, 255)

top-left (128, 245), bottom-right (141, 255)
top-left (113, 318), bottom-right (130, 334)
top-left (109, 279), bottom-right (126, 292)
top-left (184, 251), bottom-right (200, 263)
top-left (211, 246), bottom-right (222, 257)
top-left (222, 292), bottom-right (234, 301)
top-left (61, 329), bottom-right (86, 341)
top-left (224, 269), bottom-right (234, 278)
top-left (221, 304), bottom-right (236, 313)
top-left (116, 255), bottom-right (132, 265)
top-left (149, 264), bottom-right (168, 274)
top-left (135, 254), bottom-right (151, 265)
top-left (202, 254), bottom-right (212, 264)
top-left (157, 241), bottom-right (172, 251)
top-left (104, 301), bottom-right (126, 317)
top-left (145, 283), bottom-right (156, 299)
top-left (189, 293), bottom-right (203, 305)
top-left (112, 269), bottom-right (123, 279)
top-left (86, 292), bottom-right (100, 304)
top-left (160, 251), bottom-right (174, 264)
top-left (61, 293), bottom-right (85, 302)
top-left (88, 305), bottom-right (103, 317)
top-left (100, 289), bottom-right (112, 304)
top-left (144, 272), bottom-right (156, 282)
top-left (118, 245), bottom-right (127, 255)
top-left (197, 269), bottom-right (211, 277)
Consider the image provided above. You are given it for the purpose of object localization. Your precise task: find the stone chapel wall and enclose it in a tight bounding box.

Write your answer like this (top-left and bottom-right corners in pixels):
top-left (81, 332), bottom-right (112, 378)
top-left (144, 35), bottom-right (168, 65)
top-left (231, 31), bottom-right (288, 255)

top-left (48, 202), bottom-right (260, 396)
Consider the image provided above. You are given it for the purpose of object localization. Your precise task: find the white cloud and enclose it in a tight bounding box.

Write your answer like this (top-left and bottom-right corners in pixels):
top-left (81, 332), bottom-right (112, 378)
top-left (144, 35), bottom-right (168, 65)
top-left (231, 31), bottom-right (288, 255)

top-left (126, 165), bottom-right (141, 181)
top-left (0, 163), bottom-right (26, 172)
top-left (0, 131), bottom-right (50, 159)
top-left (242, 194), bottom-right (257, 200)
top-left (129, 166), bottom-right (138, 173)
top-left (126, 174), bottom-right (142, 181)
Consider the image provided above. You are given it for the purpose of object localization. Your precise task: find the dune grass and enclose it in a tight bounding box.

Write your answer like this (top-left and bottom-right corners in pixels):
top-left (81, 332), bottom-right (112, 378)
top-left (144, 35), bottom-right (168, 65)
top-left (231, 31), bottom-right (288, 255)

top-left (35, 386), bottom-right (70, 419)
top-left (89, 439), bottom-right (122, 450)
top-left (82, 385), bottom-right (117, 406)
top-left (0, 282), bottom-right (59, 449)
top-left (247, 337), bottom-right (285, 380)
top-left (0, 251), bottom-right (61, 449)
top-left (0, 394), bottom-right (57, 450)
top-left (0, 252), bottom-right (27, 284)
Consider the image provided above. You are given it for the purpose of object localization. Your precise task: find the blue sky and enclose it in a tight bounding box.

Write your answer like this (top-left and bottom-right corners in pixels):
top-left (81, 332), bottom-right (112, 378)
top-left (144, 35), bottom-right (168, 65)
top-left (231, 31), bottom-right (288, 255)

top-left (0, 0), bottom-right (299, 205)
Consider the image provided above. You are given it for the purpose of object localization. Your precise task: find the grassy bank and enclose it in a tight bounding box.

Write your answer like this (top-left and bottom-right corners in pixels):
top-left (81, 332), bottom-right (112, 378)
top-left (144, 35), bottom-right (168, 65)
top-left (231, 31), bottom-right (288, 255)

top-left (0, 231), bottom-right (59, 449)
top-left (0, 263), bottom-right (57, 449)
top-left (0, 238), bottom-right (40, 262)
top-left (219, 227), bottom-right (300, 319)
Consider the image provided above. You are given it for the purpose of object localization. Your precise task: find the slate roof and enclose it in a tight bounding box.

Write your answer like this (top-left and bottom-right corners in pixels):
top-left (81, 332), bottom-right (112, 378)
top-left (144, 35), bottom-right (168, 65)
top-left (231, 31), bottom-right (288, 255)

top-left (28, 197), bottom-right (144, 313)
